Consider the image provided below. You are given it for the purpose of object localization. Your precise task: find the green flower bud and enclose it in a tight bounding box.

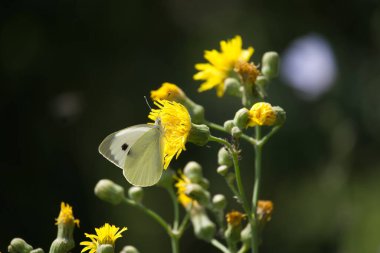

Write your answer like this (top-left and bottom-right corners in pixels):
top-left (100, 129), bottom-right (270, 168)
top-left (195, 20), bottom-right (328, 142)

top-left (218, 147), bottom-right (232, 167)
top-left (128, 186), bottom-right (144, 203)
top-left (240, 223), bottom-right (252, 247)
top-left (156, 169), bottom-right (175, 189)
top-left (224, 78), bottom-right (242, 97)
top-left (30, 249), bottom-right (44, 253)
top-left (255, 76), bottom-right (269, 98)
top-left (217, 165), bottom-right (229, 176)
top-left (272, 106), bottom-right (286, 126)
top-left (8, 238), bottom-right (33, 253)
top-left (225, 224), bottom-right (241, 244)
top-left (96, 244), bottom-right (113, 253)
top-left (190, 206), bottom-right (216, 241)
top-left (198, 178), bottom-right (210, 189)
top-left (95, 179), bottom-right (125, 205)
top-left (212, 194), bottom-right (227, 210)
top-left (188, 124), bottom-right (210, 146)
top-left (233, 108), bottom-right (249, 129)
top-left (261, 51), bottom-right (279, 79)
top-left (231, 126), bottom-right (242, 138)
top-left (223, 120), bottom-right (235, 132)
top-left (183, 161), bottom-right (203, 182)
top-left (120, 246), bottom-right (140, 253)
top-left (49, 238), bottom-right (74, 253)
top-left (182, 99), bottom-right (205, 124)
top-left (186, 183), bottom-right (210, 206)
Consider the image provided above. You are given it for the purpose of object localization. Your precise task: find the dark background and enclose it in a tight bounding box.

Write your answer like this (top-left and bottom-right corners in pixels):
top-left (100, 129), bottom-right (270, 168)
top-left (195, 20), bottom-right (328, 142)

top-left (1, 0), bottom-right (380, 252)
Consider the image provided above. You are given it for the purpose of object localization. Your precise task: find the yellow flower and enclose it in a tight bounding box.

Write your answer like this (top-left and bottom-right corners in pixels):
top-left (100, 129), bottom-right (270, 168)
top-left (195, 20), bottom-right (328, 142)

top-left (226, 211), bottom-right (246, 226)
top-left (257, 200), bottom-right (274, 222)
top-left (55, 202), bottom-right (80, 227)
top-left (247, 102), bottom-right (277, 127)
top-left (148, 100), bottom-right (191, 169)
top-left (150, 82), bottom-right (185, 101)
top-left (175, 172), bottom-right (194, 208)
top-left (80, 223), bottom-right (127, 253)
top-left (194, 35), bottom-right (254, 97)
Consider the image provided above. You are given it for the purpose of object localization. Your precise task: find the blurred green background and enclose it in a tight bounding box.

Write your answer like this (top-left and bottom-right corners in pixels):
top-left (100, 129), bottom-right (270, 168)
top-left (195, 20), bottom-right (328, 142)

top-left (1, 0), bottom-right (380, 252)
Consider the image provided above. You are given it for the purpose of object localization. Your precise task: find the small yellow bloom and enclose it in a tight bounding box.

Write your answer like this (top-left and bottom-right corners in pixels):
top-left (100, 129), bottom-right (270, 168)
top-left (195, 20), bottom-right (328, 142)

top-left (150, 82), bottom-right (185, 101)
top-left (194, 35), bottom-right (254, 97)
top-left (55, 202), bottom-right (80, 227)
top-left (226, 211), bottom-right (246, 226)
top-left (257, 200), bottom-right (274, 222)
top-left (175, 172), bottom-right (194, 208)
top-left (247, 102), bottom-right (277, 127)
top-left (149, 100), bottom-right (192, 169)
top-left (80, 223), bottom-right (127, 253)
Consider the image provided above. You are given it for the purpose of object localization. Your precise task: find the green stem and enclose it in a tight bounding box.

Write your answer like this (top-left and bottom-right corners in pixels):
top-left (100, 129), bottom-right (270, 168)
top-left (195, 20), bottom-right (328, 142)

top-left (178, 210), bottom-right (191, 237)
top-left (123, 198), bottom-right (171, 235)
top-left (251, 126), bottom-right (262, 253)
top-left (208, 135), bottom-right (251, 215)
top-left (210, 239), bottom-right (230, 253)
top-left (204, 120), bottom-right (258, 145)
top-left (170, 236), bottom-right (180, 253)
top-left (167, 186), bottom-right (180, 230)
top-left (257, 125), bottom-right (282, 146)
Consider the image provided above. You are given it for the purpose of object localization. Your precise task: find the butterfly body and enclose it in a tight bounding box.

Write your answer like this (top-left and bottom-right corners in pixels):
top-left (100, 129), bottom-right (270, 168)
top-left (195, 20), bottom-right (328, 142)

top-left (99, 122), bottom-right (164, 187)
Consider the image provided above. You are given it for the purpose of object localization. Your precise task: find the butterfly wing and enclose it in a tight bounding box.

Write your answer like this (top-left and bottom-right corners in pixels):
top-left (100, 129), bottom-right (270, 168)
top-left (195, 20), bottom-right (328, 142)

top-left (123, 126), bottom-right (164, 187)
top-left (98, 124), bottom-right (155, 169)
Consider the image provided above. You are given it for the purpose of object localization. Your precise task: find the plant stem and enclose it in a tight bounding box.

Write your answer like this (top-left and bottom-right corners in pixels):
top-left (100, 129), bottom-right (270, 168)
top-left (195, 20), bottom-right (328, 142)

top-left (178, 211), bottom-right (190, 237)
top-left (170, 236), bottom-right (180, 253)
top-left (210, 239), bottom-right (230, 253)
top-left (208, 135), bottom-right (251, 215)
top-left (251, 126), bottom-right (262, 253)
top-left (205, 120), bottom-right (258, 145)
top-left (257, 125), bottom-right (282, 146)
top-left (167, 186), bottom-right (180, 230)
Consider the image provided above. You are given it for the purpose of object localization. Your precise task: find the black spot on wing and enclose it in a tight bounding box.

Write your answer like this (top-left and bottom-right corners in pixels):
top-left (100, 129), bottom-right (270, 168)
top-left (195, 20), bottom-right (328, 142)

top-left (121, 143), bottom-right (128, 151)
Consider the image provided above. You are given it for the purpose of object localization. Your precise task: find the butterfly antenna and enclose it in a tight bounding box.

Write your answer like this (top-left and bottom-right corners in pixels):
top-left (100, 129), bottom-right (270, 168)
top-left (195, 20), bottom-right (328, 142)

top-left (144, 96), bottom-right (152, 110)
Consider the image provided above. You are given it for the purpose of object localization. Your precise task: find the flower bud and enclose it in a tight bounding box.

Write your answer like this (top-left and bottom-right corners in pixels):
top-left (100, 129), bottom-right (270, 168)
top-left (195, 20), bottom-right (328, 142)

top-left (224, 78), bottom-right (242, 97)
top-left (231, 126), bottom-right (242, 138)
top-left (223, 120), bottom-right (235, 132)
top-left (255, 76), bottom-right (269, 98)
top-left (31, 249), bottom-right (44, 253)
top-left (120, 246), bottom-right (140, 253)
top-left (261, 52), bottom-right (279, 79)
top-left (95, 179), bottom-right (125, 205)
top-left (49, 238), bottom-right (74, 253)
top-left (225, 211), bottom-right (245, 243)
top-left (187, 124), bottom-right (210, 146)
top-left (240, 223), bottom-right (252, 247)
top-left (217, 165), bottom-right (229, 176)
top-left (8, 238), bottom-right (33, 253)
top-left (96, 244), bottom-right (113, 253)
top-left (272, 106), bottom-right (286, 126)
top-left (212, 194), bottom-right (227, 210)
top-left (185, 183), bottom-right (210, 206)
top-left (183, 161), bottom-right (203, 182)
top-left (233, 108), bottom-right (249, 129)
top-left (198, 178), bottom-right (210, 189)
top-left (182, 99), bottom-right (205, 124)
top-left (190, 206), bottom-right (216, 241)
top-left (128, 186), bottom-right (144, 203)
top-left (218, 147), bottom-right (232, 167)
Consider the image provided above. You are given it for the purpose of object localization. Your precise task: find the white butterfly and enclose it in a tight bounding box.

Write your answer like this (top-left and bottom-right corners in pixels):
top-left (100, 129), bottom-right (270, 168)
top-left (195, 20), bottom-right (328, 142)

top-left (98, 121), bottom-right (164, 187)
